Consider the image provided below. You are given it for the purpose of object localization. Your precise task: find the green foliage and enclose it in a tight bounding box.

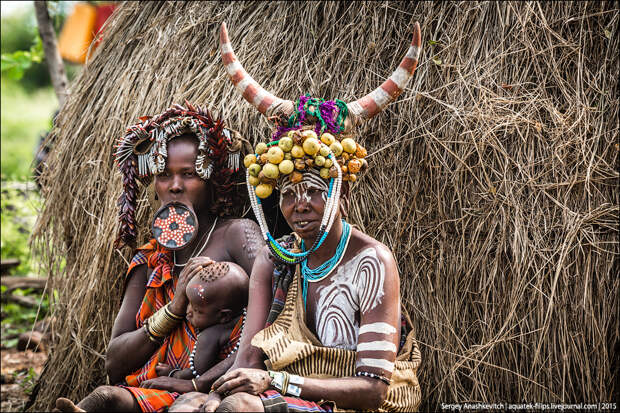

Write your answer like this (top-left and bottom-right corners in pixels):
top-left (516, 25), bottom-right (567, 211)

top-left (1, 35), bottom-right (44, 80)
top-left (0, 8), bottom-right (51, 90)
top-left (0, 10), bottom-right (38, 54)
top-left (16, 367), bottom-right (38, 395)
top-left (0, 186), bottom-right (41, 275)
top-left (1, 77), bottom-right (57, 181)
top-left (1, 286), bottom-right (49, 348)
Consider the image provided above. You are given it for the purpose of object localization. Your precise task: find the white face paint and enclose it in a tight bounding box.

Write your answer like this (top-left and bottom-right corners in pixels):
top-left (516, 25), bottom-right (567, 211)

top-left (313, 247), bottom-right (387, 350)
top-left (279, 170), bottom-right (328, 210)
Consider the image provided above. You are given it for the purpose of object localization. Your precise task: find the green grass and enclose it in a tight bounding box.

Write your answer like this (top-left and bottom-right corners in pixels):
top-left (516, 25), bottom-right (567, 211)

top-left (1, 76), bottom-right (57, 181)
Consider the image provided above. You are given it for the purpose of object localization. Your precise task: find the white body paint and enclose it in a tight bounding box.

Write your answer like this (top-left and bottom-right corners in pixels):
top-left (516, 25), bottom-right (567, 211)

top-left (358, 322), bottom-right (396, 335)
top-left (356, 340), bottom-right (396, 353)
top-left (279, 171), bottom-right (328, 209)
top-left (313, 247), bottom-right (386, 350)
top-left (356, 357), bottom-right (395, 372)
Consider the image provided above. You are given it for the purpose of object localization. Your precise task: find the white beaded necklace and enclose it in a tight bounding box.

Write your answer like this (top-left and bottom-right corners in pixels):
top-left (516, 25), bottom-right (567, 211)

top-left (174, 217), bottom-right (218, 267)
top-left (189, 308), bottom-right (246, 378)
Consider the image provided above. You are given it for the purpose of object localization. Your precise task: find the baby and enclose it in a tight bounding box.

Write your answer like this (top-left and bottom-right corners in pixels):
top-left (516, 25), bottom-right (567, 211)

top-left (54, 261), bottom-right (248, 412)
top-left (150, 261), bottom-right (249, 383)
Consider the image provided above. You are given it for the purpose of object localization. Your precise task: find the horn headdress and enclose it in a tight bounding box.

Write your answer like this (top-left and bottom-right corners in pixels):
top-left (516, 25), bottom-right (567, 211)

top-left (220, 21), bottom-right (422, 265)
top-left (219, 21), bottom-right (421, 123)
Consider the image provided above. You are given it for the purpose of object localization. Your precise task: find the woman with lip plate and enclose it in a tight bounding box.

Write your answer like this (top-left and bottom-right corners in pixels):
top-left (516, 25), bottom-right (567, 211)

top-left (190, 22), bottom-right (424, 413)
top-left (53, 103), bottom-right (263, 413)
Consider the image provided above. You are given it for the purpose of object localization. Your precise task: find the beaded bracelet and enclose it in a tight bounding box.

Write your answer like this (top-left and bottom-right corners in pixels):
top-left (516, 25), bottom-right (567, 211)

top-left (355, 371), bottom-right (391, 385)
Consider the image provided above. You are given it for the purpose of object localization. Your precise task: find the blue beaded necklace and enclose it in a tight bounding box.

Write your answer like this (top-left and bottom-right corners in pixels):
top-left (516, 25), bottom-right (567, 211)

top-left (301, 220), bottom-right (351, 308)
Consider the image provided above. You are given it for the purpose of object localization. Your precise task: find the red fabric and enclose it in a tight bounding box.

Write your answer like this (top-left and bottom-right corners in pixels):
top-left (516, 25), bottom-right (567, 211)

top-left (260, 390), bottom-right (333, 412)
top-left (119, 386), bottom-right (179, 413)
top-left (94, 3), bottom-right (116, 34)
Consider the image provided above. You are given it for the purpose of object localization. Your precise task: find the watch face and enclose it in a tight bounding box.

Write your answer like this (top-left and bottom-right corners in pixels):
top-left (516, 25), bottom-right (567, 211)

top-left (152, 202), bottom-right (198, 250)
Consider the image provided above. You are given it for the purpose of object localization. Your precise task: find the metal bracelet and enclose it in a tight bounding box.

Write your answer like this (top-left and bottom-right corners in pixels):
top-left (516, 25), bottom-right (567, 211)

top-left (168, 368), bottom-right (181, 377)
top-left (268, 370), bottom-right (284, 392)
top-left (143, 321), bottom-right (163, 344)
top-left (285, 374), bottom-right (304, 396)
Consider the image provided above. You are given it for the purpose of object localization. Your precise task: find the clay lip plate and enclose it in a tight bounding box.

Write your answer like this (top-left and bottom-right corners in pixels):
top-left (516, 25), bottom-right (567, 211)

top-left (151, 202), bottom-right (198, 250)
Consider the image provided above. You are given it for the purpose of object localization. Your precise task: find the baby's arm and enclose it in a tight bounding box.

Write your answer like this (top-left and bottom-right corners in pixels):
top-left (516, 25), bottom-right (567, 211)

top-left (176, 325), bottom-right (221, 379)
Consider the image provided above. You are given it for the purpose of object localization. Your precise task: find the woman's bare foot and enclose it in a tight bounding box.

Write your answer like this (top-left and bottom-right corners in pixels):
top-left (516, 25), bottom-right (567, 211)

top-left (55, 397), bottom-right (86, 412)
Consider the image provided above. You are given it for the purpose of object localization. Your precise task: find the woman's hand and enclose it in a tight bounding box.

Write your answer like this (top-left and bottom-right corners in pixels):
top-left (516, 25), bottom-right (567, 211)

top-left (211, 368), bottom-right (271, 396)
top-left (200, 391), bottom-right (222, 412)
top-left (169, 256), bottom-right (214, 316)
top-left (155, 362), bottom-right (175, 377)
top-left (140, 376), bottom-right (193, 393)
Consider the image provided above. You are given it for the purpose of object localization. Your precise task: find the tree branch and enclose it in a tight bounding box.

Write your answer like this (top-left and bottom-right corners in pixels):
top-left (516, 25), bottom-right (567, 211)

top-left (34, 1), bottom-right (68, 107)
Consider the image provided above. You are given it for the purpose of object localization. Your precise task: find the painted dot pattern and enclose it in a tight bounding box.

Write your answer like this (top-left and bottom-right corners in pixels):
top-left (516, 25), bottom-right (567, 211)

top-left (153, 205), bottom-right (197, 249)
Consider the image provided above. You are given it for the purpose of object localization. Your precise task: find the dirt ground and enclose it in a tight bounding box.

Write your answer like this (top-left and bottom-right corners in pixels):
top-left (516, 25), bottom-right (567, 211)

top-left (0, 348), bottom-right (47, 412)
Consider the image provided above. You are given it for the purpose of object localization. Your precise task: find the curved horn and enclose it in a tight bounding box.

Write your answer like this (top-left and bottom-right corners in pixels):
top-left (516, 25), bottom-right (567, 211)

top-left (347, 21), bottom-right (422, 120)
top-left (220, 22), bottom-right (294, 117)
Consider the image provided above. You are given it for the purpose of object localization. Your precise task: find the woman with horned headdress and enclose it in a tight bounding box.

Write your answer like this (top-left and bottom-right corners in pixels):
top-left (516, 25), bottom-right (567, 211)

top-left (54, 103), bottom-right (263, 412)
top-left (180, 22), bottom-right (424, 412)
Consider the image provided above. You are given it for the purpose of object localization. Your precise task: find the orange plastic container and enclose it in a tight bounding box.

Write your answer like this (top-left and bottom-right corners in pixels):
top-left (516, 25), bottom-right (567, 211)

top-left (58, 3), bottom-right (97, 64)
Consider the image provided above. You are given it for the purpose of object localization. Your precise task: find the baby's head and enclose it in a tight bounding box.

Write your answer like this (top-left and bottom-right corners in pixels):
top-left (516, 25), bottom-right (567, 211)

top-left (185, 261), bottom-right (248, 331)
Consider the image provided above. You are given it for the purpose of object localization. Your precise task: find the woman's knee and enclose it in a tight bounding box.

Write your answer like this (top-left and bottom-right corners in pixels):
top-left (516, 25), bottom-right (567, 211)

top-left (169, 392), bottom-right (209, 412)
top-left (91, 386), bottom-right (123, 403)
top-left (216, 392), bottom-right (264, 412)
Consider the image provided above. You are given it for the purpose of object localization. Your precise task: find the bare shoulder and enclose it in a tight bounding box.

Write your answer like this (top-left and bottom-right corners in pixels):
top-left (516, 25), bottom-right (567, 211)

top-left (348, 227), bottom-right (397, 268)
top-left (197, 323), bottom-right (227, 348)
top-left (348, 228), bottom-right (399, 280)
top-left (222, 218), bottom-right (260, 240)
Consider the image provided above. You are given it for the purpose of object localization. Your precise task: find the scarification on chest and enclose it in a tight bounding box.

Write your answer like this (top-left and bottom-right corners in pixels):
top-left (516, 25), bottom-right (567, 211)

top-left (242, 220), bottom-right (261, 260)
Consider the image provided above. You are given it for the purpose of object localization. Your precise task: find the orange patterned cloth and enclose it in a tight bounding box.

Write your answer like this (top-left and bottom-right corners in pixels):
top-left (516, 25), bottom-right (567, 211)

top-left (119, 239), bottom-right (195, 412)
top-left (125, 239), bottom-right (197, 386)
top-left (118, 240), bottom-right (243, 412)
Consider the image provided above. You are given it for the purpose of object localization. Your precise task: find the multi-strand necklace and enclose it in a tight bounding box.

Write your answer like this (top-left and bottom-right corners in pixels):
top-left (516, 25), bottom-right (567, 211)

top-left (189, 308), bottom-right (246, 378)
top-left (300, 220), bottom-right (351, 308)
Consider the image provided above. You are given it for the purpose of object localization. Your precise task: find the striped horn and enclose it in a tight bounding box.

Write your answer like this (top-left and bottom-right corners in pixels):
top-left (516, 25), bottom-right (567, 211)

top-left (220, 22), bottom-right (294, 117)
top-left (347, 22), bottom-right (422, 120)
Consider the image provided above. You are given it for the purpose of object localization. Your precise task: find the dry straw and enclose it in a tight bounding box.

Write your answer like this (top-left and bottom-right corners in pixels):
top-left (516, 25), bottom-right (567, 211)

top-left (29, 1), bottom-right (618, 410)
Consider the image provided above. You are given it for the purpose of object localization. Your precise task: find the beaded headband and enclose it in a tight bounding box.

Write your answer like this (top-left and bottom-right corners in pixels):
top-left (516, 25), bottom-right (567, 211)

top-left (114, 102), bottom-right (244, 248)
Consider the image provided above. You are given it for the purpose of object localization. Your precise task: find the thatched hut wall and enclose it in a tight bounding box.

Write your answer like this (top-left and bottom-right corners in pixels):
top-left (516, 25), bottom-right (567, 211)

top-left (30, 1), bottom-right (618, 410)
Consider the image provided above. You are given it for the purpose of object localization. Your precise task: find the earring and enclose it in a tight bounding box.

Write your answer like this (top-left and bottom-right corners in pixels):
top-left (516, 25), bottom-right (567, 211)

top-left (155, 193), bottom-right (159, 201)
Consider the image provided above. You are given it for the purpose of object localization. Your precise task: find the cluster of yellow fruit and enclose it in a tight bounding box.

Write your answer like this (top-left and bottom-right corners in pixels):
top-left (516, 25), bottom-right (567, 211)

top-left (244, 129), bottom-right (368, 198)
